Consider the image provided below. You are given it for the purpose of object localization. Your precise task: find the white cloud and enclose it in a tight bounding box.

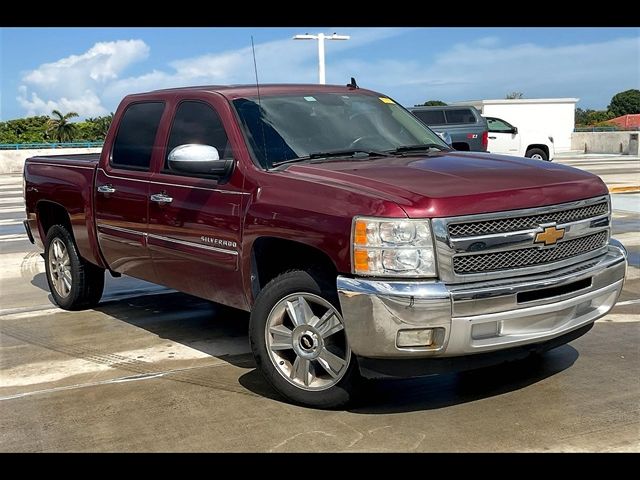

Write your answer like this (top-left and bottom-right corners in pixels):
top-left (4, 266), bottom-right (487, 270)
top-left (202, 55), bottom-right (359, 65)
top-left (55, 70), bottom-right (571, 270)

top-left (15, 31), bottom-right (639, 118)
top-left (102, 28), bottom-right (405, 104)
top-left (17, 86), bottom-right (107, 118)
top-left (329, 36), bottom-right (639, 108)
top-left (17, 39), bottom-right (149, 117)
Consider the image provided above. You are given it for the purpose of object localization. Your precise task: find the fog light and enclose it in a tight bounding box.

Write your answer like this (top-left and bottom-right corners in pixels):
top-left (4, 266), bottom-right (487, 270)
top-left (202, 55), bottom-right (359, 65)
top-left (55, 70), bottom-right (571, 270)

top-left (472, 321), bottom-right (500, 339)
top-left (397, 328), bottom-right (434, 348)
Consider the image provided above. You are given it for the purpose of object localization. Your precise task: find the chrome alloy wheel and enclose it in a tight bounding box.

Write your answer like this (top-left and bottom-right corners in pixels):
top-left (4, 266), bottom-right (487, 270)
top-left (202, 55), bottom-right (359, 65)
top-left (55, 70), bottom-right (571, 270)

top-left (531, 153), bottom-right (544, 160)
top-left (48, 238), bottom-right (72, 298)
top-left (265, 293), bottom-right (351, 391)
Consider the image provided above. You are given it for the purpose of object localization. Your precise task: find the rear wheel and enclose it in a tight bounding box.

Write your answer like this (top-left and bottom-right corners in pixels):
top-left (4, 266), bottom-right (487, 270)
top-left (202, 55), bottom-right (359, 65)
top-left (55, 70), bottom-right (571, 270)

top-left (249, 270), bottom-right (360, 408)
top-left (525, 148), bottom-right (548, 161)
top-left (44, 225), bottom-right (105, 310)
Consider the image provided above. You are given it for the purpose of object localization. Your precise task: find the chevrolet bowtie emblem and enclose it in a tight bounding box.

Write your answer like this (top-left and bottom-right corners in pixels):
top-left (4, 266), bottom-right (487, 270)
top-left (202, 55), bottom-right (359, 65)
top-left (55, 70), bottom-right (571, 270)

top-left (534, 225), bottom-right (565, 246)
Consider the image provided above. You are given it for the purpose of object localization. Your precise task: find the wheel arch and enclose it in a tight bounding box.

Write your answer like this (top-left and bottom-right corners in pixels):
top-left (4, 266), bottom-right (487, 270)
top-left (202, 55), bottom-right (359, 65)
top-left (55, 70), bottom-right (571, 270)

top-left (248, 236), bottom-right (339, 305)
top-left (526, 144), bottom-right (550, 158)
top-left (36, 200), bottom-right (72, 241)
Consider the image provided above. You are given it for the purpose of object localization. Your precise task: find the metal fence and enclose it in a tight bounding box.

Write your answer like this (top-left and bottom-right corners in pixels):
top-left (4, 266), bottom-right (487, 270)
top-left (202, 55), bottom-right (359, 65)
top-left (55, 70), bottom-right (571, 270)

top-left (574, 126), bottom-right (639, 132)
top-left (0, 141), bottom-right (104, 150)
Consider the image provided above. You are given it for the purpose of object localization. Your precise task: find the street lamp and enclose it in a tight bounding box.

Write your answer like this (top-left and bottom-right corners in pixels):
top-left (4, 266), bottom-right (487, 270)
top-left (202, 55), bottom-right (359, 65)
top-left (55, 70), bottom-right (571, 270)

top-left (293, 32), bottom-right (350, 84)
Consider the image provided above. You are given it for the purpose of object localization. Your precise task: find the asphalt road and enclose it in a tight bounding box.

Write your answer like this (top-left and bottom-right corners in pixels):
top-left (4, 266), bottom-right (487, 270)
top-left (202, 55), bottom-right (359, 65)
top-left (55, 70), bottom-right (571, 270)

top-left (1, 155), bottom-right (638, 452)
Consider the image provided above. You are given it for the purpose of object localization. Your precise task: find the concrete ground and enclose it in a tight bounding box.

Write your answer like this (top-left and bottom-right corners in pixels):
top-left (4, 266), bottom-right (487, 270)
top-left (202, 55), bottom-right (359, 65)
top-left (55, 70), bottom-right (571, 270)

top-left (1, 155), bottom-right (638, 452)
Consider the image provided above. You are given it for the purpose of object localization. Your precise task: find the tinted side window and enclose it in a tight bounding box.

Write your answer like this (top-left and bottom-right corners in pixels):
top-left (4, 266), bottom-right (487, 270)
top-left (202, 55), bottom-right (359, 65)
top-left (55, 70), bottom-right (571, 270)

top-left (166, 101), bottom-right (231, 170)
top-left (413, 110), bottom-right (445, 125)
top-left (487, 117), bottom-right (514, 132)
top-left (112, 102), bottom-right (165, 170)
top-left (445, 109), bottom-right (476, 124)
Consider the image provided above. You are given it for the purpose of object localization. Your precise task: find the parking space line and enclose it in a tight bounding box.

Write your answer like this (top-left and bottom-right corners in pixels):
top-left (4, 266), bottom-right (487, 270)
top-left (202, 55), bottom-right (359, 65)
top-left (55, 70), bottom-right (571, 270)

top-left (614, 298), bottom-right (640, 306)
top-left (0, 363), bottom-right (242, 402)
top-left (0, 234), bottom-right (28, 242)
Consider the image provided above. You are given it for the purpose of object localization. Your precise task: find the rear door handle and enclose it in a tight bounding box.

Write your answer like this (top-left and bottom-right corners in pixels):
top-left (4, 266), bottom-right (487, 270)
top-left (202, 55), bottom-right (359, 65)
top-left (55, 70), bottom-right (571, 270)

top-left (150, 193), bottom-right (173, 205)
top-left (97, 184), bottom-right (116, 194)
top-left (488, 136), bottom-right (497, 139)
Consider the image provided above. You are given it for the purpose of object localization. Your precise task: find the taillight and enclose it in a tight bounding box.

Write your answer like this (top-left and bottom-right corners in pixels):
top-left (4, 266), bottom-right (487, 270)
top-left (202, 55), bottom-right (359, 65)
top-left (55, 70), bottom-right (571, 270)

top-left (481, 130), bottom-right (488, 151)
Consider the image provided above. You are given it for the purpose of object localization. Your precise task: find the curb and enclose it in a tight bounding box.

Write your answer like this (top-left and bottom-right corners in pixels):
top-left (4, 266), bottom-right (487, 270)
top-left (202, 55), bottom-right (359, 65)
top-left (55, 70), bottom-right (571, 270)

top-left (609, 186), bottom-right (640, 194)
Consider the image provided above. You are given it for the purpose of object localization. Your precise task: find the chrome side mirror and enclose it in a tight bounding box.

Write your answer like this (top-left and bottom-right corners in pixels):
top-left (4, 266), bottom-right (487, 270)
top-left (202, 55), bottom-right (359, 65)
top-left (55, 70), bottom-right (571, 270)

top-left (436, 131), bottom-right (453, 146)
top-left (167, 144), bottom-right (233, 178)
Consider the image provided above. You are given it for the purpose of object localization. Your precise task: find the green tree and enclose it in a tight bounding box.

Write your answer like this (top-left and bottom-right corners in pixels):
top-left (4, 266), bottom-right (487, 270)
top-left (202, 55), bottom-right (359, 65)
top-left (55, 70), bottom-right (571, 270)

top-left (0, 116), bottom-right (50, 143)
top-left (607, 89), bottom-right (640, 117)
top-left (47, 110), bottom-right (79, 142)
top-left (419, 100), bottom-right (447, 106)
top-left (506, 92), bottom-right (524, 99)
top-left (575, 108), bottom-right (615, 126)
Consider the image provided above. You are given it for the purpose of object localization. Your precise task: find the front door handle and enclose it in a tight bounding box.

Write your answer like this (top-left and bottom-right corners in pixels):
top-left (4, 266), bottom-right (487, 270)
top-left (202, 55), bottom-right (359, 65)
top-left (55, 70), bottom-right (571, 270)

top-left (488, 136), bottom-right (497, 139)
top-left (150, 193), bottom-right (173, 205)
top-left (97, 184), bottom-right (116, 194)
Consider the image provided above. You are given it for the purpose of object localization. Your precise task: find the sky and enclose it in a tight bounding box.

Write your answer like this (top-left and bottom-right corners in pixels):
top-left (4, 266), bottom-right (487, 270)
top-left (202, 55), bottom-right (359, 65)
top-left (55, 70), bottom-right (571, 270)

top-left (1, 27), bottom-right (638, 120)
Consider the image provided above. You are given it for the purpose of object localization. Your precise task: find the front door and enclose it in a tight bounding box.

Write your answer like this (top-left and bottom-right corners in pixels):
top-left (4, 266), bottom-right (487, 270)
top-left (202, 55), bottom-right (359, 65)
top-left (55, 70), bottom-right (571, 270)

top-left (95, 101), bottom-right (166, 282)
top-left (486, 117), bottom-right (520, 155)
top-left (147, 99), bottom-right (246, 308)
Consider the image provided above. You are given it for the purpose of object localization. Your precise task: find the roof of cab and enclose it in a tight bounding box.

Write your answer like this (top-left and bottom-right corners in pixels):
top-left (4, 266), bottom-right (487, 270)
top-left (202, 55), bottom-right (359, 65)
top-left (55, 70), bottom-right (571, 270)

top-left (144, 83), bottom-right (378, 100)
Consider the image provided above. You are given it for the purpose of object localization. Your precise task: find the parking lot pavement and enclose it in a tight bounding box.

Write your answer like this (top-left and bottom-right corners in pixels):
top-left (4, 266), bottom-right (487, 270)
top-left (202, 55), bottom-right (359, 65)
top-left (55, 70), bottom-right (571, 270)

top-left (1, 168), bottom-right (638, 452)
top-left (555, 154), bottom-right (640, 192)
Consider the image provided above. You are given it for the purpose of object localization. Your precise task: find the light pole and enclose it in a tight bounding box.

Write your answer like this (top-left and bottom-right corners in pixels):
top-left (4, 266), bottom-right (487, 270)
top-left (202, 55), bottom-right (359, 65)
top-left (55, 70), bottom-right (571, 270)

top-left (293, 32), bottom-right (350, 84)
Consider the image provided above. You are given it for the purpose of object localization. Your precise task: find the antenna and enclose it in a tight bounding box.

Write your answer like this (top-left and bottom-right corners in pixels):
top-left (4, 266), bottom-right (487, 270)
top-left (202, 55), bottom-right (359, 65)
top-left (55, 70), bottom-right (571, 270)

top-left (251, 36), bottom-right (262, 107)
top-left (251, 36), bottom-right (269, 168)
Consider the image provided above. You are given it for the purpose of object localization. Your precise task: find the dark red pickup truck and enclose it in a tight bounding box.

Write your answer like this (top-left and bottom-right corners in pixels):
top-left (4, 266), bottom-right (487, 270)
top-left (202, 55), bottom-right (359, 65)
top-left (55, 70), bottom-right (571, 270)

top-left (23, 84), bottom-right (627, 408)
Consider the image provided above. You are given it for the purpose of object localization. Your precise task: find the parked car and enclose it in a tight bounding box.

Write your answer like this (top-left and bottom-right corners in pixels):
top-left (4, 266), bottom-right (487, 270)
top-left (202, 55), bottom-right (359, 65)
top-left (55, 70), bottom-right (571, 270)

top-left (24, 84), bottom-right (627, 408)
top-left (435, 130), bottom-right (452, 146)
top-left (408, 105), bottom-right (488, 151)
top-left (485, 116), bottom-right (555, 161)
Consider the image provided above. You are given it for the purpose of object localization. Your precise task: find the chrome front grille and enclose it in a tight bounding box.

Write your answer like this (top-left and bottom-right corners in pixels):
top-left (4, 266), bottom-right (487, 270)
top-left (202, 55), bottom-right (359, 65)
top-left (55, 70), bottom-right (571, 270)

top-left (453, 231), bottom-right (608, 274)
top-left (432, 196), bottom-right (611, 283)
top-left (448, 201), bottom-right (608, 237)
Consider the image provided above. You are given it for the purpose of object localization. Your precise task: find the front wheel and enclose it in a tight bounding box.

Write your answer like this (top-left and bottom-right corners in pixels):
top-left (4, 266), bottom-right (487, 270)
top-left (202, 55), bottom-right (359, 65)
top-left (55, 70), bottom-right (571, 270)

top-left (249, 270), bottom-right (360, 408)
top-left (44, 224), bottom-right (105, 310)
top-left (525, 147), bottom-right (548, 161)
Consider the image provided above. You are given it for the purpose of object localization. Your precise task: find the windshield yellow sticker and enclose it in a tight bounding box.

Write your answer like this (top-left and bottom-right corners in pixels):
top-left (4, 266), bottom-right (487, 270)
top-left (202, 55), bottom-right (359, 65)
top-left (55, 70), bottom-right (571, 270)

top-left (379, 97), bottom-right (395, 104)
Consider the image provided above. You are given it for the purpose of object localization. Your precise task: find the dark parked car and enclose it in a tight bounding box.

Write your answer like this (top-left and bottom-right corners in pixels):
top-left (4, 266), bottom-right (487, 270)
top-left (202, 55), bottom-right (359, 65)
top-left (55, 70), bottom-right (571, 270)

top-left (409, 105), bottom-right (488, 152)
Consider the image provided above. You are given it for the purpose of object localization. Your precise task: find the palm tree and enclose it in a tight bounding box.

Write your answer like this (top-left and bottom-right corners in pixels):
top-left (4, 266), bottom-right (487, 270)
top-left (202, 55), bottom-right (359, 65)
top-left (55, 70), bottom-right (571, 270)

top-left (47, 110), bottom-right (79, 143)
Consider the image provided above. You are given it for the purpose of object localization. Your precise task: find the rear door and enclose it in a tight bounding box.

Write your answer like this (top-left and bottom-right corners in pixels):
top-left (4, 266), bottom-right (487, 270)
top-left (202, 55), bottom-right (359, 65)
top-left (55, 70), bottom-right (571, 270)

top-left (94, 101), bottom-right (166, 282)
top-left (486, 117), bottom-right (520, 155)
top-left (147, 97), bottom-right (246, 307)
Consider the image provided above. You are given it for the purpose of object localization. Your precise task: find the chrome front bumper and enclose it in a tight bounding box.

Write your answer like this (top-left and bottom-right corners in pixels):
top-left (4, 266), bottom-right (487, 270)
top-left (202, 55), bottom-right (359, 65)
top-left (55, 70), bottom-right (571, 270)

top-left (337, 240), bottom-right (627, 359)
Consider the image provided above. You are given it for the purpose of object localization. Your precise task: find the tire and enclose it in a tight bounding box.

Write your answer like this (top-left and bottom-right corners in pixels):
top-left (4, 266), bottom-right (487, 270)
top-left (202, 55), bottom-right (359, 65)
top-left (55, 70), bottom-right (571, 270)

top-left (249, 270), bottom-right (360, 408)
top-left (525, 148), bottom-right (548, 161)
top-left (44, 224), bottom-right (105, 310)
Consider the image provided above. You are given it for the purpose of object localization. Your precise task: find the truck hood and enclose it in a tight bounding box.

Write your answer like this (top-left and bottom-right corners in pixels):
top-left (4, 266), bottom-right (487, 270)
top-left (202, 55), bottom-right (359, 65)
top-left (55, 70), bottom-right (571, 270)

top-left (284, 151), bottom-right (608, 218)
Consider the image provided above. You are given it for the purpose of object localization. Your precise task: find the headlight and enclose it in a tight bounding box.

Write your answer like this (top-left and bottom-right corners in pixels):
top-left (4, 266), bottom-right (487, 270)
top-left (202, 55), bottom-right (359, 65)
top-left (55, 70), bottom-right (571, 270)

top-left (352, 217), bottom-right (437, 277)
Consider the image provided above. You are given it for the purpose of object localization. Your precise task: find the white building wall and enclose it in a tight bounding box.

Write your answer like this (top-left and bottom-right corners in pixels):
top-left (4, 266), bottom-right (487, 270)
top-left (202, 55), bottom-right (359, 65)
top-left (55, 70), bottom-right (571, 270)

top-left (453, 99), bottom-right (578, 153)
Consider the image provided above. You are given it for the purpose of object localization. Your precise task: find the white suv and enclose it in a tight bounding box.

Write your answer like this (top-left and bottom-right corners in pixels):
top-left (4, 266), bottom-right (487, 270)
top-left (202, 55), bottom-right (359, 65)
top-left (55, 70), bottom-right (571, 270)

top-left (485, 116), bottom-right (555, 161)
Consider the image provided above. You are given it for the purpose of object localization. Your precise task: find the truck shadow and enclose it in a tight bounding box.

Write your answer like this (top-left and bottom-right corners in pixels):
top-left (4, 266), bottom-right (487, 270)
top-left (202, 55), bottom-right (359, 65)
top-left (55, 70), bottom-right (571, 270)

top-left (237, 345), bottom-right (580, 412)
top-left (57, 284), bottom-right (580, 412)
top-left (346, 346), bottom-right (579, 414)
top-left (93, 290), bottom-right (254, 370)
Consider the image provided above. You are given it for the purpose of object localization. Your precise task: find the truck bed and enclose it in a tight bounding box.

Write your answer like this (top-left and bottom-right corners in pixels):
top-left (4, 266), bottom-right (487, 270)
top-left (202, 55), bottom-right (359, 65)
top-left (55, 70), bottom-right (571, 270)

top-left (28, 153), bottom-right (101, 165)
top-left (24, 151), bottom-right (103, 268)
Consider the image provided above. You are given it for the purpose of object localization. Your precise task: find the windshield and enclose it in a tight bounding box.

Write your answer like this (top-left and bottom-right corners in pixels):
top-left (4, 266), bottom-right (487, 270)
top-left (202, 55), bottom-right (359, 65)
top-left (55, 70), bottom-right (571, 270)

top-left (232, 92), bottom-right (448, 168)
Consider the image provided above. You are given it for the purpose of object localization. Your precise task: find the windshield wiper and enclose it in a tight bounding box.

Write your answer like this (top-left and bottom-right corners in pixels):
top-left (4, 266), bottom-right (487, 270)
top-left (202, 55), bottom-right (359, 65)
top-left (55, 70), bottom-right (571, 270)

top-left (271, 149), bottom-right (388, 168)
top-left (388, 143), bottom-right (450, 155)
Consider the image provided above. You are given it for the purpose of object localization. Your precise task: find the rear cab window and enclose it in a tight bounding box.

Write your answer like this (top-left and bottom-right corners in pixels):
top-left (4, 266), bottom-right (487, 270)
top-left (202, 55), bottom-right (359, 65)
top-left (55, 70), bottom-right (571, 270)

top-left (412, 110), bottom-right (446, 125)
top-left (444, 109), bottom-right (477, 124)
top-left (111, 102), bottom-right (165, 171)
